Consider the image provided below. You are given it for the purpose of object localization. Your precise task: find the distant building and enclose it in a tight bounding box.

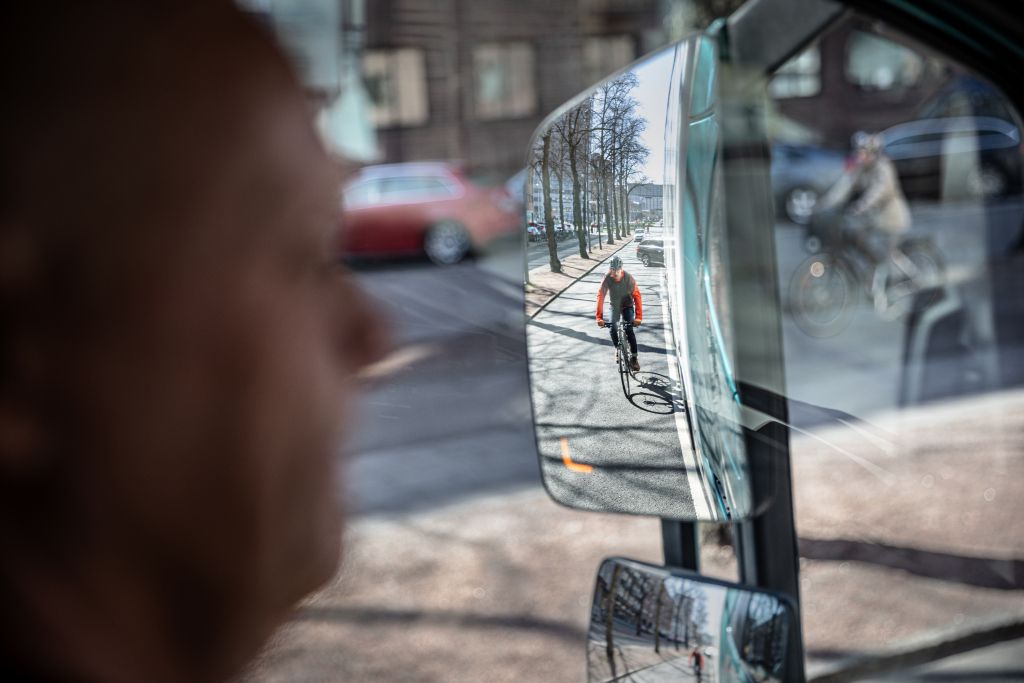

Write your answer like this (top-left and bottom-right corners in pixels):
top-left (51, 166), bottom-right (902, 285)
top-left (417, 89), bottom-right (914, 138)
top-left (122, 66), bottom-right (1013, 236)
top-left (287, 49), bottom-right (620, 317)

top-left (363, 0), bottom-right (669, 180)
top-left (771, 15), bottom-right (962, 149)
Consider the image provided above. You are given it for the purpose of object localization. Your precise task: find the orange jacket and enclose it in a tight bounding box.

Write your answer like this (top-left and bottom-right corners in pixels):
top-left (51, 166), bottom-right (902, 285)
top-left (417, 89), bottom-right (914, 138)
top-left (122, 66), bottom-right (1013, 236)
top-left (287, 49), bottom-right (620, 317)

top-left (596, 271), bottom-right (642, 321)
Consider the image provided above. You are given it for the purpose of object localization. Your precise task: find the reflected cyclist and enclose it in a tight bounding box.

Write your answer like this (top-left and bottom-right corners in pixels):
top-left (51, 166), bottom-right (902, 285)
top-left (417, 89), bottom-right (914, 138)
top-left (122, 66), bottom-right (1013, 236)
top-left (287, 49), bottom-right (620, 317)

top-left (596, 256), bottom-right (643, 372)
top-left (689, 647), bottom-right (705, 679)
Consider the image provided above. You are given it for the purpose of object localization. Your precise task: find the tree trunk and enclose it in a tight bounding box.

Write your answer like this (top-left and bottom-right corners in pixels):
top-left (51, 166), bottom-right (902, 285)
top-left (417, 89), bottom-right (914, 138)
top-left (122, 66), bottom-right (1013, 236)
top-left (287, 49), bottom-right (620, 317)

top-left (569, 143), bottom-right (587, 259)
top-left (603, 171), bottom-right (614, 245)
top-left (541, 132), bottom-right (560, 272)
top-left (556, 166), bottom-right (567, 238)
top-left (611, 177), bottom-right (621, 241)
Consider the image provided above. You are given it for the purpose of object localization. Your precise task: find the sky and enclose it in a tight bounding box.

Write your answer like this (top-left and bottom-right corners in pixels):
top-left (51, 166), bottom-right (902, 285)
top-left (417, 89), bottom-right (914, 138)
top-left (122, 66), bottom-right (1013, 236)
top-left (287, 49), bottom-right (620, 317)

top-left (630, 46), bottom-right (677, 185)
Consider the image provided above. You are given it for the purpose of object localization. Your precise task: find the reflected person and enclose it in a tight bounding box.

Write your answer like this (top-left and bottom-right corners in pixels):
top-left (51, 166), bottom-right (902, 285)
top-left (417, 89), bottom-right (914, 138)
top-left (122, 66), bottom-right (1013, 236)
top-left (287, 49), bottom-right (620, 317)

top-left (596, 256), bottom-right (643, 371)
top-left (816, 132), bottom-right (912, 310)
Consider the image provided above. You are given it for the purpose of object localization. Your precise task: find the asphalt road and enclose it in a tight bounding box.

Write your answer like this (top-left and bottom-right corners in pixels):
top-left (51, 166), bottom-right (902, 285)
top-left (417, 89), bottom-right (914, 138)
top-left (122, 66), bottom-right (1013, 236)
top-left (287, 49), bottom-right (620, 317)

top-left (527, 243), bottom-right (710, 520)
top-left (344, 247), bottom-right (541, 518)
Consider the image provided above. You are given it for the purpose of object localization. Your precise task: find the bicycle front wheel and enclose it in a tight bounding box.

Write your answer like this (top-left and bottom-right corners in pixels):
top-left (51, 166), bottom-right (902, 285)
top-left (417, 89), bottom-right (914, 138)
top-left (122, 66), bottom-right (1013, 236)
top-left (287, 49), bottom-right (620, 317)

top-left (788, 253), bottom-right (857, 337)
top-left (618, 340), bottom-right (632, 398)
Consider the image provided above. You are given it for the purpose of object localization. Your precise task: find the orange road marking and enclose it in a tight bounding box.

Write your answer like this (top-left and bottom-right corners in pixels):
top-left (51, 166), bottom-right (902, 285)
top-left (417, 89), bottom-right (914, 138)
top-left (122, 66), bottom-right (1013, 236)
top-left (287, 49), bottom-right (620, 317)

top-left (561, 437), bottom-right (593, 473)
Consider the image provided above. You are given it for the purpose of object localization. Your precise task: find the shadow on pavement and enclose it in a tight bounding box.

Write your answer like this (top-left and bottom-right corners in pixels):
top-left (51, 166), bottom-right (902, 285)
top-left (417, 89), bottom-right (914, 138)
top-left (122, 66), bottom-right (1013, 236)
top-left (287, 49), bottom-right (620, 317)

top-left (799, 538), bottom-right (1024, 590)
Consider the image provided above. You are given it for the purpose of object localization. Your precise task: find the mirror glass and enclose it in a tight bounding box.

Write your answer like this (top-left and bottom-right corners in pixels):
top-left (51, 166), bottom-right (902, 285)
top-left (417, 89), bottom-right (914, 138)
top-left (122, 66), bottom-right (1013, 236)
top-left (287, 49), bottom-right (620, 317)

top-left (525, 34), bottom-right (752, 521)
top-left (588, 558), bottom-right (794, 683)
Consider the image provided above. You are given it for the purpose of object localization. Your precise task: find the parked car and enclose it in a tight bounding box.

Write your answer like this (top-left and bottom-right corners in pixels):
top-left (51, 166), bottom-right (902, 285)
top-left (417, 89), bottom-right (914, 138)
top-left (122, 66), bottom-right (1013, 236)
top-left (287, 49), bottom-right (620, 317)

top-left (554, 223), bottom-right (574, 240)
top-left (634, 228), bottom-right (646, 242)
top-left (880, 115), bottom-right (1023, 200)
top-left (770, 142), bottom-right (847, 224)
top-left (338, 161), bottom-right (521, 264)
top-left (636, 238), bottom-right (664, 267)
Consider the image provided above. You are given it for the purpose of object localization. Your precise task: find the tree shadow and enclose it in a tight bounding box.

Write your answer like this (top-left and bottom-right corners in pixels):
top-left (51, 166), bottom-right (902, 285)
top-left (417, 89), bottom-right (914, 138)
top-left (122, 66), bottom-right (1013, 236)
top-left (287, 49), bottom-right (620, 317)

top-left (799, 537), bottom-right (1024, 590)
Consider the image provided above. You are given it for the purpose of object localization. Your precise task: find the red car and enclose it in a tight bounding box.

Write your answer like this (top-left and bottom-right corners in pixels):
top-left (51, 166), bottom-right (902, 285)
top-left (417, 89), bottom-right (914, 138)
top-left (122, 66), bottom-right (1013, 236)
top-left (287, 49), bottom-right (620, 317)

top-left (338, 161), bottom-right (521, 264)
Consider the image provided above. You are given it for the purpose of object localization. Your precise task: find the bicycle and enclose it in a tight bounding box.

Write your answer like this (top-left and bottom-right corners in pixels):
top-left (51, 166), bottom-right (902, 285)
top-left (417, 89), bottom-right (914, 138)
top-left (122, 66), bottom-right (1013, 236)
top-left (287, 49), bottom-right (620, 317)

top-left (789, 209), bottom-right (945, 336)
top-left (610, 317), bottom-right (638, 399)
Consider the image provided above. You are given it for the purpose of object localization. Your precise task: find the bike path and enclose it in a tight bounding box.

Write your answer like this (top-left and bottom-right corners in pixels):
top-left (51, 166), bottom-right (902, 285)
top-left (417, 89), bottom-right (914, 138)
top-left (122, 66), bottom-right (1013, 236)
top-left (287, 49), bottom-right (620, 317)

top-left (527, 246), bottom-right (707, 519)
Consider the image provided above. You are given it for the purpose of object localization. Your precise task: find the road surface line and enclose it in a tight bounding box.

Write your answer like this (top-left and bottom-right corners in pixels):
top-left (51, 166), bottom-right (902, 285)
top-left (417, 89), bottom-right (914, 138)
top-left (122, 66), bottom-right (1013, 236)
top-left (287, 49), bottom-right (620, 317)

top-left (657, 279), bottom-right (713, 519)
top-left (560, 437), bottom-right (593, 473)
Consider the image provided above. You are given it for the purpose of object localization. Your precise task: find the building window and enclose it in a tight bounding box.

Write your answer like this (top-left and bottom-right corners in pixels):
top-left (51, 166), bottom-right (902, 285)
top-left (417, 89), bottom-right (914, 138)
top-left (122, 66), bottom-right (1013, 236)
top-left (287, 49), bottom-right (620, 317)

top-left (845, 31), bottom-right (925, 90)
top-left (583, 35), bottom-right (636, 85)
top-left (473, 42), bottom-right (536, 120)
top-left (362, 49), bottom-right (428, 127)
top-left (768, 46), bottom-right (821, 99)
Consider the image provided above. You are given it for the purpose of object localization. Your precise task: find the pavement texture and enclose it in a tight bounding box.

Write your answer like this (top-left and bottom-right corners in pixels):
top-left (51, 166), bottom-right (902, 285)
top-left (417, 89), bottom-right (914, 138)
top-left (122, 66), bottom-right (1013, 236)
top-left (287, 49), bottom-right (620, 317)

top-left (528, 237), bottom-right (707, 520)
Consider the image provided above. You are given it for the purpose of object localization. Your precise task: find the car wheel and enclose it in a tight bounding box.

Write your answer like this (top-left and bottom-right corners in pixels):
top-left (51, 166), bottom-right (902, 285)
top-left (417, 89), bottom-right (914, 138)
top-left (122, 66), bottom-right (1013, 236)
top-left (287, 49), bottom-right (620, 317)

top-left (785, 186), bottom-right (819, 225)
top-left (424, 221), bottom-right (472, 265)
top-left (965, 163), bottom-right (1007, 199)
top-left (641, 253), bottom-right (651, 267)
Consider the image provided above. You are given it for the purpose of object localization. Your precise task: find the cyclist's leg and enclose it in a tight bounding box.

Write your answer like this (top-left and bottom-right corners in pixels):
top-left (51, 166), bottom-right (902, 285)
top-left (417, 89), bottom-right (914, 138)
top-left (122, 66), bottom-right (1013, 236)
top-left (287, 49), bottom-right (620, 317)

top-left (609, 306), bottom-right (621, 349)
top-left (622, 307), bottom-right (638, 356)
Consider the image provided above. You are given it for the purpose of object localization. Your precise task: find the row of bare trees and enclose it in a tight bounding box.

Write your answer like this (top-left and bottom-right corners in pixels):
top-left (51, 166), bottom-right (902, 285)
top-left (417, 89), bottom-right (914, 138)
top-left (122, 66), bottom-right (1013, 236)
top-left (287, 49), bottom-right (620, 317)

top-left (531, 72), bottom-right (651, 273)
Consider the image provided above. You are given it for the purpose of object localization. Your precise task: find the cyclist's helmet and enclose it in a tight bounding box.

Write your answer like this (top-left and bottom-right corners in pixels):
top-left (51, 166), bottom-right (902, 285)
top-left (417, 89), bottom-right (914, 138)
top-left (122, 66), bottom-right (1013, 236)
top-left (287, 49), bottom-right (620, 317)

top-left (609, 256), bottom-right (623, 270)
top-left (852, 130), bottom-right (884, 154)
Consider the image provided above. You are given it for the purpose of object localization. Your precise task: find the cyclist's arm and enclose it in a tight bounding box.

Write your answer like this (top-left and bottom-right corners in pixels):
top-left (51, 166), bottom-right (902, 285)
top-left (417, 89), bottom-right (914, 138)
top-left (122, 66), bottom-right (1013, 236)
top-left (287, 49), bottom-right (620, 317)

top-left (596, 284), bottom-right (606, 321)
top-left (818, 166), bottom-right (857, 212)
top-left (632, 280), bottom-right (642, 321)
top-left (852, 160), bottom-right (897, 215)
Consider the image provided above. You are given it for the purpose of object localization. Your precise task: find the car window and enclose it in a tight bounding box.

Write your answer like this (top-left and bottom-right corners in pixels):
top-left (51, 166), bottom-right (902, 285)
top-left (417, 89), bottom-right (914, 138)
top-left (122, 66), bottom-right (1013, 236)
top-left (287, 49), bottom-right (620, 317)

top-left (769, 14), bottom-right (1024, 665)
top-left (380, 175), bottom-right (459, 201)
top-left (343, 178), bottom-right (384, 206)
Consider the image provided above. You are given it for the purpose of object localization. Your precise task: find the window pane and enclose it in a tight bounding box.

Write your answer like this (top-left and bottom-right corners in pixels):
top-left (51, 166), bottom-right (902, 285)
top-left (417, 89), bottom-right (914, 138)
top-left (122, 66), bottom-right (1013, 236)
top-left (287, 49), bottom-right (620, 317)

top-left (768, 18), bottom-right (1024, 666)
top-left (769, 46), bottom-right (821, 99)
top-left (473, 42), bottom-right (536, 120)
top-left (846, 30), bottom-right (925, 90)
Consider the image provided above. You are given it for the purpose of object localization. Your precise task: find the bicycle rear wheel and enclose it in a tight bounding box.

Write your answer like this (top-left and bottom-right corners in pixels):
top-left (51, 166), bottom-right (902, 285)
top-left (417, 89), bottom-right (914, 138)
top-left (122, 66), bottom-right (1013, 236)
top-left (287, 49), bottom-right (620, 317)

top-left (883, 239), bottom-right (946, 318)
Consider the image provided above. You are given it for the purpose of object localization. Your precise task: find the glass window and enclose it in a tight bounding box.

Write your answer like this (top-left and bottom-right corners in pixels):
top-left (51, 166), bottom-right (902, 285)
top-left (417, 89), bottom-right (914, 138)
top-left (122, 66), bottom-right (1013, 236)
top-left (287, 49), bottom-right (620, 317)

top-left (769, 46), bottom-right (821, 99)
top-left (583, 35), bottom-right (637, 85)
top-left (342, 178), bottom-right (383, 206)
top-left (381, 176), bottom-right (458, 200)
top-left (846, 30), bottom-right (925, 90)
top-left (362, 48), bottom-right (428, 127)
top-left (473, 42), bottom-right (537, 120)
top-left (768, 19), bottom-right (1024, 665)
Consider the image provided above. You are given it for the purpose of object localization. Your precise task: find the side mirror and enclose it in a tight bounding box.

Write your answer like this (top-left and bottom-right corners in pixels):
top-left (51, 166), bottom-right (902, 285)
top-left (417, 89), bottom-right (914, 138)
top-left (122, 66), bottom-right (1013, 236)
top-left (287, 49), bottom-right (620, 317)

top-left (588, 558), bottom-right (796, 683)
top-left (525, 32), bottom-right (754, 522)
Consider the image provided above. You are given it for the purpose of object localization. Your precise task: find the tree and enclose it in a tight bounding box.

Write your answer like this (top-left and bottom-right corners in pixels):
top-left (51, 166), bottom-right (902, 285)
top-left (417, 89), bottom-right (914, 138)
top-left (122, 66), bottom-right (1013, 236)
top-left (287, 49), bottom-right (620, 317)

top-left (537, 130), bottom-right (561, 272)
top-left (552, 101), bottom-right (592, 259)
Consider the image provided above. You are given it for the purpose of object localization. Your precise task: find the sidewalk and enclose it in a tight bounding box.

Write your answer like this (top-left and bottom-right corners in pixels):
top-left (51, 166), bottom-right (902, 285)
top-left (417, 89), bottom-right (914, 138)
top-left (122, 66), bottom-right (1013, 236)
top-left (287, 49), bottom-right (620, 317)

top-left (525, 235), bottom-right (633, 318)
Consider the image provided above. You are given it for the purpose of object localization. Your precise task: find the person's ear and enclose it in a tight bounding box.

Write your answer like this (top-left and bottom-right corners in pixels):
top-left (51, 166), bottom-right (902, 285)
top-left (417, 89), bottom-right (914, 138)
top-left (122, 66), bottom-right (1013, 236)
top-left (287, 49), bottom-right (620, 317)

top-left (0, 224), bottom-right (48, 473)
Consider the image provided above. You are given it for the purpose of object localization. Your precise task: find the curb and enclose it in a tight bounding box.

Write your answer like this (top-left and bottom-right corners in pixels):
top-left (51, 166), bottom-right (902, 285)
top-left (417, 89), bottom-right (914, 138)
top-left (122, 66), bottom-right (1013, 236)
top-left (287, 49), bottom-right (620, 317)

top-left (526, 238), bottom-right (634, 320)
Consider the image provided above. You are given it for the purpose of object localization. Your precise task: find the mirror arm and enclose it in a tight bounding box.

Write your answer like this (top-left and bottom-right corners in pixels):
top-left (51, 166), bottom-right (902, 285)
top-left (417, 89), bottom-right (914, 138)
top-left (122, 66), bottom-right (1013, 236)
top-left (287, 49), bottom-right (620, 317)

top-left (661, 519), bottom-right (700, 571)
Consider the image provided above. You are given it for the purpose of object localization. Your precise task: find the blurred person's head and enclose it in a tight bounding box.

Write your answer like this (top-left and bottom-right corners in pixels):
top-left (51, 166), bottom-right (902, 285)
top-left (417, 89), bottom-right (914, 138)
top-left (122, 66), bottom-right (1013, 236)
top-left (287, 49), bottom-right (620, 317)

top-left (0, 2), bottom-right (381, 680)
top-left (852, 130), bottom-right (884, 164)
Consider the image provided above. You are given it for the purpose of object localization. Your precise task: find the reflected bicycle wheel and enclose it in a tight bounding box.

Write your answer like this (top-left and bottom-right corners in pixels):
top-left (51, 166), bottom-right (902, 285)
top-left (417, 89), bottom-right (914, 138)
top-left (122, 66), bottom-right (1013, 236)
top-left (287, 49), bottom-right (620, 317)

top-left (788, 253), bottom-right (857, 337)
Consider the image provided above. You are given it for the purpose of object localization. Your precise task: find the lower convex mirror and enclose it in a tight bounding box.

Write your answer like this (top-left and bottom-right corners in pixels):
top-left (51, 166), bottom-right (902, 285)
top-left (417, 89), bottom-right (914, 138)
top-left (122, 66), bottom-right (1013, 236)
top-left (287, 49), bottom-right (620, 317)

top-left (589, 558), bottom-right (795, 683)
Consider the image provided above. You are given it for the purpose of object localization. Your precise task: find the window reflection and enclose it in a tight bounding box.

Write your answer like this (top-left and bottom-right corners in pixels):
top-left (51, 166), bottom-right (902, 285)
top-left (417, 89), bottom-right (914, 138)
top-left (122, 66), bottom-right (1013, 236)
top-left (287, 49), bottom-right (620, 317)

top-left (768, 14), bottom-right (1024, 663)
